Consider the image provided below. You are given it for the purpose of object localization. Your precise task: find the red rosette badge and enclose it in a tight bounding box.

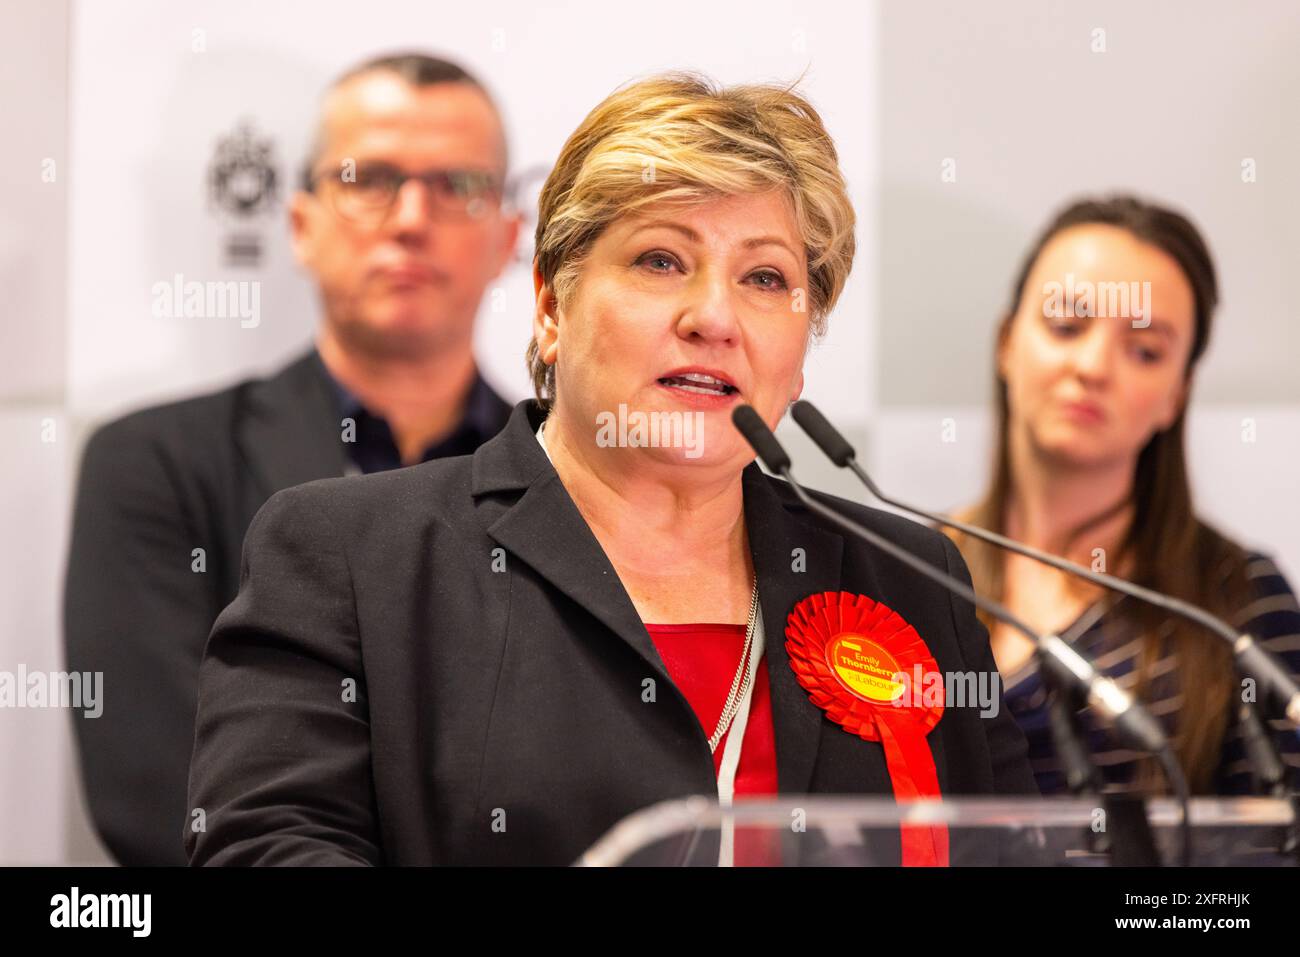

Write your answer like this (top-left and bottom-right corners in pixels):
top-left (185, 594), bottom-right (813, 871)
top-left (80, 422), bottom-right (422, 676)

top-left (786, 591), bottom-right (948, 866)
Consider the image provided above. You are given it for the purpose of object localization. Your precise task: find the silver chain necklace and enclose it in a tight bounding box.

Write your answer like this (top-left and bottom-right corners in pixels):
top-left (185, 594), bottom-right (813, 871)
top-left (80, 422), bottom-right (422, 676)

top-left (708, 578), bottom-right (761, 753)
top-left (539, 421), bottom-right (761, 754)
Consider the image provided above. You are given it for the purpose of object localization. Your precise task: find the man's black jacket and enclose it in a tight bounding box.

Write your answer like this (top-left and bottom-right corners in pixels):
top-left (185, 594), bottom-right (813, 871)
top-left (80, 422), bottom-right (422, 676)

top-left (63, 349), bottom-right (509, 864)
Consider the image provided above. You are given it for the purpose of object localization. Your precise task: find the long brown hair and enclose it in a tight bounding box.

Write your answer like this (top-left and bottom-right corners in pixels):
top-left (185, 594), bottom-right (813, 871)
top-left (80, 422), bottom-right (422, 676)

top-left (955, 195), bottom-right (1253, 793)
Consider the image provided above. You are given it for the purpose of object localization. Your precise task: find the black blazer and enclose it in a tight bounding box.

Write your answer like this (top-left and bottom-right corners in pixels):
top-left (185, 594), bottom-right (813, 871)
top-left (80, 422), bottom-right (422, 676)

top-left (186, 399), bottom-right (1037, 866)
top-left (63, 349), bottom-right (510, 865)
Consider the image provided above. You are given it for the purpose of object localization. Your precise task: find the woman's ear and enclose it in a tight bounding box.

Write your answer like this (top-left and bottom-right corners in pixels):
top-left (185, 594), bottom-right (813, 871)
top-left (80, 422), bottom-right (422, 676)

top-left (532, 260), bottom-right (560, 365)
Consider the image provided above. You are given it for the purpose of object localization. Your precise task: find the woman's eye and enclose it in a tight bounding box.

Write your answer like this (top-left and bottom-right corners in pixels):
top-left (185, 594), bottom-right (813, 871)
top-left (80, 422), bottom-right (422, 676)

top-left (1130, 343), bottom-right (1164, 364)
top-left (1045, 317), bottom-right (1083, 337)
top-left (748, 269), bottom-right (787, 291)
top-left (635, 251), bottom-right (680, 273)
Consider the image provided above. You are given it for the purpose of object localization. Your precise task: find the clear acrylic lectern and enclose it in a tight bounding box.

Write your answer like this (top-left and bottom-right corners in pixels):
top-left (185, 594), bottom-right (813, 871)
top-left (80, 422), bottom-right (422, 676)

top-left (576, 795), bottom-right (1298, 866)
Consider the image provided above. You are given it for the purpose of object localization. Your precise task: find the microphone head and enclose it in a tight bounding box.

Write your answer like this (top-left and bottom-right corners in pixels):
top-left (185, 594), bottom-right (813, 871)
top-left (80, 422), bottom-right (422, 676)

top-left (791, 400), bottom-right (855, 467)
top-left (731, 405), bottom-right (791, 473)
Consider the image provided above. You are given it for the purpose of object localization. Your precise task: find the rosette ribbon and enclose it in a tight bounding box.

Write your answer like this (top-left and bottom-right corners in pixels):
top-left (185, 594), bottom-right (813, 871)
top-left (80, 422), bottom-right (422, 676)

top-left (786, 591), bottom-right (948, 866)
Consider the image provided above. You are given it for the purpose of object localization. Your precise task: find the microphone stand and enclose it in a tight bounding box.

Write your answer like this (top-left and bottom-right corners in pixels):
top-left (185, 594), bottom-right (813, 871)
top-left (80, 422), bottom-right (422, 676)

top-left (1238, 700), bottom-right (1299, 856)
top-left (732, 406), bottom-right (1183, 864)
top-left (1035, 631), bottom-right (1162, 863)
top-left (791, 400), bottom-right (1300, 861)
top-left (789, 400), bottom-right (1300, 731)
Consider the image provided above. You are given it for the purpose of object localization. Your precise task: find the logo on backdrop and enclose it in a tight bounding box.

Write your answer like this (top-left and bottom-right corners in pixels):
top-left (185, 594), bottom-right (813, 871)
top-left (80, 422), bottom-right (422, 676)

top-left (207, 119), bottom-right (280, 268)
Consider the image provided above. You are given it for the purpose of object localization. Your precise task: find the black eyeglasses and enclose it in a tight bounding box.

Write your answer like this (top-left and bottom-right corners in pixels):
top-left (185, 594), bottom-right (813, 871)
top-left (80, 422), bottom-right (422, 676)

top-left (306, 162), bottom-right (505, 224)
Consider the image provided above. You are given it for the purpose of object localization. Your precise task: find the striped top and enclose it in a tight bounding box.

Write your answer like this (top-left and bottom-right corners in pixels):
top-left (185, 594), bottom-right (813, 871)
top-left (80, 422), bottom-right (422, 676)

top-left (1002, 551), bottom-right (1300, 795)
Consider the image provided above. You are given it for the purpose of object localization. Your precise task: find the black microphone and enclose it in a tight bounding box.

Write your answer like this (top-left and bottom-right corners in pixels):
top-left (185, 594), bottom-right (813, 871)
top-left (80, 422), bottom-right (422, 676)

top-left (737, 404), bottom-right (1193, 863)
top-left (790, 399), bottom-right (1300, 732)
top-left (731, 405), bottom-right (1171, 757)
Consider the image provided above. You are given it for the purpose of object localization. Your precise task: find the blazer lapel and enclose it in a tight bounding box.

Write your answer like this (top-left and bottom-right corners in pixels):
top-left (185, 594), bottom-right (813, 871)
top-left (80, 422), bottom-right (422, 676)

top-left (236, 349), bottom-right (349, 498)
top-left (475, 407), bottom-right (862, 797)
top-left (473, 403), bottom-right (669, 682)
top-left (742, 465), bottom-right (844, 796)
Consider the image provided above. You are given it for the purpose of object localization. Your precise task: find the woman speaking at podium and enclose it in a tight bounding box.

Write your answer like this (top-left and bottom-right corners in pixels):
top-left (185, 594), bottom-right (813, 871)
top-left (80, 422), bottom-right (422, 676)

top-left (186, 72), bottom-right (1037, 866)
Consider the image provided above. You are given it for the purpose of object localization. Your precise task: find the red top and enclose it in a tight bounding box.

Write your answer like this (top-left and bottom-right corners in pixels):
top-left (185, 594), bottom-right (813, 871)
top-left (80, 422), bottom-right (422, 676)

top-left (643, 622), bottom-right (779, 796)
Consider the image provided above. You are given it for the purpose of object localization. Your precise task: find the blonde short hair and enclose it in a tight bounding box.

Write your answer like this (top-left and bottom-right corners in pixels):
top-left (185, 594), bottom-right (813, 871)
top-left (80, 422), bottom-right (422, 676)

top-left (527, 71), bottom-right (856, 407)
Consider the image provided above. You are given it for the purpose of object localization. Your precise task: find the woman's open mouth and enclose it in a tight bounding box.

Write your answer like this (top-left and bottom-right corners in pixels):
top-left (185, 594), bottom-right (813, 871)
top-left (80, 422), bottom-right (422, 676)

top-left (655, 369), bottom-right (738, 408)
top-left (656, 371), bottom-right (739, 397)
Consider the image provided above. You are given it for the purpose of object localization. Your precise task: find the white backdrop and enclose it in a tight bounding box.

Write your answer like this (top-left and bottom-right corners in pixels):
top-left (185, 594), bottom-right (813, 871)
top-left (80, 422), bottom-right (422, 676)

top-left (66, 0), bottom-right (877, 431)
top-left (5, 0), bottom-right (1297, 866)
top-left (32, 0), bottom-right (878, 864)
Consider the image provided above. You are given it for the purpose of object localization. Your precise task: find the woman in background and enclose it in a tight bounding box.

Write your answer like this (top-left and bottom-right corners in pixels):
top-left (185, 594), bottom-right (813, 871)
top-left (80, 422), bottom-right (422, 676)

top-left (946, 195), bottom-right (1300, 795)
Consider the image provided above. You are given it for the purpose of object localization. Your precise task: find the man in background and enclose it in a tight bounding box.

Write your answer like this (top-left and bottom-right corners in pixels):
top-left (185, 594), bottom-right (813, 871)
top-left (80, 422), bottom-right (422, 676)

top-left (64, 52), bottom-right (520, 864)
